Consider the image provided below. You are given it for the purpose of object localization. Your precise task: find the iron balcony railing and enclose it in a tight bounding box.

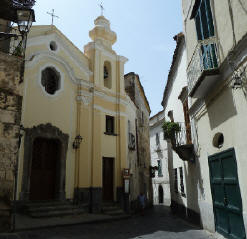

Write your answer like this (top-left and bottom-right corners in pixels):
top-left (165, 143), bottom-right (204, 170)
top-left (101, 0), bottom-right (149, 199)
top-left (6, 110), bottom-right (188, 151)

top-left (175, 122), bottom-right (192, 148)
top-left (187, 36), bottom-right (220, 95)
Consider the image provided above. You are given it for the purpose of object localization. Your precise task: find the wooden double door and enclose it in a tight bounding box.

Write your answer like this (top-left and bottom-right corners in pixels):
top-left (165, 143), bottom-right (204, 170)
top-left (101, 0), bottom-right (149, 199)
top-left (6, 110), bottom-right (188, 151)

top-left (102, 157), bottom-right (114, 202)
top-left (30, 138), bottom-right (61, 201)
top-left (209, 148), bottom-right (246, 239)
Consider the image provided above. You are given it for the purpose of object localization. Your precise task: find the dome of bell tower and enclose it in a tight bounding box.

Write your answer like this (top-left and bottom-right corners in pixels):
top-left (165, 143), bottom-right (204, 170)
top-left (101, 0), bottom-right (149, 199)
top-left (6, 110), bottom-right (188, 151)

top-left (89, 15), bottom-right (117, 49)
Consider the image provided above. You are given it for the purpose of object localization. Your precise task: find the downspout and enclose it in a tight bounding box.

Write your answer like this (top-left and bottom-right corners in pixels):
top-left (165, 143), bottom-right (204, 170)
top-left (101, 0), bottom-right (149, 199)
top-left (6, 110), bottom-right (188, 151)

top-left (89, 45), bottom-right (96, 213)
top-left (75, 83), bottom-right (82, 199)
top-left (116, 58), bottom-right (121, 203)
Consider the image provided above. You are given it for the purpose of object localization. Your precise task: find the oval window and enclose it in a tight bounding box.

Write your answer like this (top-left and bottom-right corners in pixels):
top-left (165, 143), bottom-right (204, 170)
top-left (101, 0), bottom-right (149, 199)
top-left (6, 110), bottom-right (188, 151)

top-left (212, 133), bottom-right (224, 148)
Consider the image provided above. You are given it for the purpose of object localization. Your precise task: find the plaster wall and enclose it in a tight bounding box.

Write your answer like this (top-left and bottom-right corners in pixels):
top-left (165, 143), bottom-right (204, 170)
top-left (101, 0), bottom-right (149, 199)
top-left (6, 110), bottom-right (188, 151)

top-left (163, 44), bottom-right (189, 208)
top-left (150, 111), bottom-right (171, 206)
top-left (192, 74), bottom-right (247, 232)
top-left (182, 0), bottom-right (247, 232)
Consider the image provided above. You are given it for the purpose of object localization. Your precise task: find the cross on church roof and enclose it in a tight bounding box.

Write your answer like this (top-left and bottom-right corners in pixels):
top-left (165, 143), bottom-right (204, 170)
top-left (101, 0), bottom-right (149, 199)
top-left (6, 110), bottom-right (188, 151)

top-left (99, 2), bottom-right (104, 16)
top-left (47, 9), bottom-right (59, 25)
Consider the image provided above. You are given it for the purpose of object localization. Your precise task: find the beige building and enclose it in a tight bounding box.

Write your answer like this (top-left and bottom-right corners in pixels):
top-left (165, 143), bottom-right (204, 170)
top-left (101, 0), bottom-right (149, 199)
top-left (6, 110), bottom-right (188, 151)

top-left (11, 14), bottom-right (152, 217)
top-left (180, 0), bottom-right (247, 238)
top-left (17, 15), bottom-right (128, 211)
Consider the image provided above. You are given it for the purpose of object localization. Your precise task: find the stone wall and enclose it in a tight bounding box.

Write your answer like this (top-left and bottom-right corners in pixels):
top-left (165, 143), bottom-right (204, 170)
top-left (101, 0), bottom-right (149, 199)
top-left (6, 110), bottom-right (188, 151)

top-left (124, 72), bottom-right (152, 210)
top-left (0, 51), bottom-right (23, 232)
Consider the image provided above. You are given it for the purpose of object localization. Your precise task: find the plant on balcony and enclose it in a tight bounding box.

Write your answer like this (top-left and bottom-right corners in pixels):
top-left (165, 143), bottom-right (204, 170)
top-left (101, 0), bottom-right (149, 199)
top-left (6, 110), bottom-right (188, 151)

top-left (162, 121), bottom-right (181, 141)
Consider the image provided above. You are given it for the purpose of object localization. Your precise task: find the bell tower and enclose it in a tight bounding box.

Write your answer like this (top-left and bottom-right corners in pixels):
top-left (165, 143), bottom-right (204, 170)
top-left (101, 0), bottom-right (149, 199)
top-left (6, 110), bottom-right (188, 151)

top-left (84, 15), bottom-right (127, 93)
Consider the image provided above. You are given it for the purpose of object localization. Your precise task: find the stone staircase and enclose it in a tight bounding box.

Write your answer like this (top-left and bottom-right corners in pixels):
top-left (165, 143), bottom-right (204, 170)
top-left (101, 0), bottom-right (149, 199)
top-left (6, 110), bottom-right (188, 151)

top-left (101, 203), bottom-right (126, 217)
top-left (20, 201), bottom-right (88, 218)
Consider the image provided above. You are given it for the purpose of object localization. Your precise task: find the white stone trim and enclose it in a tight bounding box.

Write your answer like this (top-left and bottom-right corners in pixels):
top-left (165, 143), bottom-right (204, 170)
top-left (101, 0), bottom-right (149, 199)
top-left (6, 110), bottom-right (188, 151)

top-left (84, 42), bottom-right (117, 61)
top-left (76, 89), bottom-right (93, 105)
top-left (79, 79), bottom-right (94, 89)
top-left (38, 63), bottom-right (65, 98)
top-left (76, 96), bottom-right (92, 105)
top-left (27, 33), bottom-right (92, 78)
top-left (117, 55), bottom-right (128, 63)
top-left (94, 105), bottom-right (127, 117)
top-left (93, 90), bottom-right (129, 106)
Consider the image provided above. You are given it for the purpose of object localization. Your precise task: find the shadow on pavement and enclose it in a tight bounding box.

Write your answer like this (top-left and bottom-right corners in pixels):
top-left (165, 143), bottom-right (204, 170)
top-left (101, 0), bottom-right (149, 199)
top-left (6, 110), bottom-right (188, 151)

top-left (17, 205), bottom-right (205, 239)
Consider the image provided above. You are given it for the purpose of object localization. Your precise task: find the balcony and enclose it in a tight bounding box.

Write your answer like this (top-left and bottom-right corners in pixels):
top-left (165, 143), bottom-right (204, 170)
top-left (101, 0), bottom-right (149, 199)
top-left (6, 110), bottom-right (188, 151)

top-left (187, 36), bottom-right (220, 98)
top-left (174, 122), bottom-right (194, 162)
top-left (164, 122), bottom-right (194, 162)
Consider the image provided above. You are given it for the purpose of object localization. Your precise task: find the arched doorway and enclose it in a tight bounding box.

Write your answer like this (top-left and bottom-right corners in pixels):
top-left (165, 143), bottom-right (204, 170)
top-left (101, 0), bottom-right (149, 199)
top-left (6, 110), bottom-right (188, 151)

top-left (158, 185), bottom-right (164, 204)
top-left (20, 123), bottom-right (69, 201)
top-left (30, 138), bottom-right (61, 200)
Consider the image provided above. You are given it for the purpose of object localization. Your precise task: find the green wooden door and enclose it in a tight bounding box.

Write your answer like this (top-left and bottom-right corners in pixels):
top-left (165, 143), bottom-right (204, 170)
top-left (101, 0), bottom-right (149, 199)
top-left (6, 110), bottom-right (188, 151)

top-left (209, 148), bottom-right (246, 239)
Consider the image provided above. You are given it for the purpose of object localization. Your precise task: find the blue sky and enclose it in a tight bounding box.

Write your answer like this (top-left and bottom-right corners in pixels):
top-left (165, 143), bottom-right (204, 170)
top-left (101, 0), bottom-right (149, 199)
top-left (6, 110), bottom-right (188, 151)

top-left (33, 0), bottom-right (183, 116)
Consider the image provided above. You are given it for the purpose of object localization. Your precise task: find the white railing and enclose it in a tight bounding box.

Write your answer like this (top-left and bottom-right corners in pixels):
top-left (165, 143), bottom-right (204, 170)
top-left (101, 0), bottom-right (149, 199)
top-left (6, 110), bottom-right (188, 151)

top-left (187, 36), bottom-right (220, 95)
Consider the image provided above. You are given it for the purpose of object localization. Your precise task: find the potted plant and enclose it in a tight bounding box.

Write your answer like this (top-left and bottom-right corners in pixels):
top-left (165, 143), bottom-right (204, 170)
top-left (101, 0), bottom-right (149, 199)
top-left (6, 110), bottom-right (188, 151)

top-left (162, 121), bottom-right (181, 141)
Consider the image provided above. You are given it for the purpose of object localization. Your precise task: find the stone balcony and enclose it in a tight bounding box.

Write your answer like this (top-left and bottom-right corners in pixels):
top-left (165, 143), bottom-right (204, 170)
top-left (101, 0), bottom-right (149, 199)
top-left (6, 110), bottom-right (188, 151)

top-left (187, 36), bottom-right (221, 98)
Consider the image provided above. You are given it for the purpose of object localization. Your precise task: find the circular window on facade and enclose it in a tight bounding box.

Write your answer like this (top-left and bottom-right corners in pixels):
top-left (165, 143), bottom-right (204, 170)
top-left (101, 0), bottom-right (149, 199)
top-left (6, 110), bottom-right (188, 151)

top-left (50, 41), bottom-right (57, 51)
top-left (212, 133), bottom-right (224, 148)
top-left (41, 67), bottom-right (61, 95)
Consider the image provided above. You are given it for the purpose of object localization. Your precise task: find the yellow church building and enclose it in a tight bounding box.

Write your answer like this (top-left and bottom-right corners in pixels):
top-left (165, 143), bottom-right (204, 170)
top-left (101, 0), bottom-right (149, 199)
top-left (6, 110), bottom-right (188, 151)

top-left (15, 15), bottom-right (151, 213)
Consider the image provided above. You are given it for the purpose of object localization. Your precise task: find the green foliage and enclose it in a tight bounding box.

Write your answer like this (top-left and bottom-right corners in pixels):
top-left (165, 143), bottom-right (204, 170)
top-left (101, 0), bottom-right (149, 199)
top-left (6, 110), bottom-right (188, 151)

top-left (162, 121), bottom-right (181, 140)
top-left (13, 45), bottom-right (23, 57)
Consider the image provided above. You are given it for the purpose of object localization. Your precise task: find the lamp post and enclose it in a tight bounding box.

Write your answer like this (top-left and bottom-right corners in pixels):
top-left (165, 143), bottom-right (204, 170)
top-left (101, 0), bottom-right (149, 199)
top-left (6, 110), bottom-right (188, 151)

top-left (16, 8), bottom-right (35, 82)
top-left (11, 8), bottom-right (35, 232)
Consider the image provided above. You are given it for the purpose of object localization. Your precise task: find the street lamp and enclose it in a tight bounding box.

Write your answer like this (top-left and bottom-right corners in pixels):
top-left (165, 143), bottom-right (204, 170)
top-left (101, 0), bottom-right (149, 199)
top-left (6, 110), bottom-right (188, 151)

top-left (16, 8), bottom-right (35, 35)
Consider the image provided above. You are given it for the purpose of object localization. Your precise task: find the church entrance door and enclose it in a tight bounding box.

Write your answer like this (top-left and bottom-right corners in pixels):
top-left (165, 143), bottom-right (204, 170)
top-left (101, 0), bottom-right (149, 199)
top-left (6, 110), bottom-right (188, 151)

top-left (30, 138), bottom-right (61, 201)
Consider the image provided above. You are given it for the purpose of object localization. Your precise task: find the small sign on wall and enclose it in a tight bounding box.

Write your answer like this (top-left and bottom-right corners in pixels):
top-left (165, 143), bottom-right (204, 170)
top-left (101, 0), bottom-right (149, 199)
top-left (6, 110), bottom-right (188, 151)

top-left (124, 178), bottom-right (130, 194)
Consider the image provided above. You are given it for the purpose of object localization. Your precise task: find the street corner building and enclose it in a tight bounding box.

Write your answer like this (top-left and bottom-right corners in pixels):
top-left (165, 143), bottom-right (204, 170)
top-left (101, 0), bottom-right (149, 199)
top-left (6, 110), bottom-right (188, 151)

top-left (8, 15), bottom-right (152, 218)
top-left (161, 1), bottom-right (247, 239)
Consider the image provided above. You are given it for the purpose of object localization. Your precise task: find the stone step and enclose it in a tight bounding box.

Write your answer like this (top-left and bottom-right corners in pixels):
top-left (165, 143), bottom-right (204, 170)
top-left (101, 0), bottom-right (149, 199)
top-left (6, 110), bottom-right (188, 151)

top-left (106, 210), bottom-right (125, 216)
top-left (27, 204), bottom-right (79, 213)
top-left (29, 208), bottom-right (86, 218)
top-left (21, 201), bottom-right (88, 218)
top-left (101, 203), bottom-right (125, 217)
top-left (102, 206), bottom-right (120, 211)
top-left (24, 200), bottom-right (71, 208)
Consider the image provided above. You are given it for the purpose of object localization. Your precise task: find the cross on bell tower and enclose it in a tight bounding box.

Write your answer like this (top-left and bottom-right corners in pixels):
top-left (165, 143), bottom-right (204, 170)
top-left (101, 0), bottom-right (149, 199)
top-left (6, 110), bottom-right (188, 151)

top-left (99, 2), bottom-right (104, 16)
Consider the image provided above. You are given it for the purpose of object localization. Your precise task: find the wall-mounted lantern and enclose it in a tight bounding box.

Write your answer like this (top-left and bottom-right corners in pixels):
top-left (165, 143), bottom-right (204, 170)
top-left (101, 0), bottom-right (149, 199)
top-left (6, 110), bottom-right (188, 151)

top-left (73, 135), bottom-right (83, 149)
top-left (16, 8), bottom-right (35, 35)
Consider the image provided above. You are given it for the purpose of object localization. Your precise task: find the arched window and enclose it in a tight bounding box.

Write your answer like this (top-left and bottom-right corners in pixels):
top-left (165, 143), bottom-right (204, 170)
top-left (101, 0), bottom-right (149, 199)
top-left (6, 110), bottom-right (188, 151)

top-left (103, 61), bottom-right (112, 89)
top-left (41, 67), bottom-right (61, 95)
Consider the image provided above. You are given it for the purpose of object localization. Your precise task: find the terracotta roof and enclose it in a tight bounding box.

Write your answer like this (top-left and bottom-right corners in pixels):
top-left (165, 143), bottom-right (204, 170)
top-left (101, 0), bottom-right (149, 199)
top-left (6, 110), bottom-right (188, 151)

top-left (161, 32), bottom-right (185, 108)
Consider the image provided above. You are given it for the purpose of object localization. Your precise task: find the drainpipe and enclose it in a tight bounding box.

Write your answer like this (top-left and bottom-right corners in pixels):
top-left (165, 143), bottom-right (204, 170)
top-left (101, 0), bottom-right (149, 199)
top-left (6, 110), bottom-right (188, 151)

top-left (12, 125), bottom-right (25, 232)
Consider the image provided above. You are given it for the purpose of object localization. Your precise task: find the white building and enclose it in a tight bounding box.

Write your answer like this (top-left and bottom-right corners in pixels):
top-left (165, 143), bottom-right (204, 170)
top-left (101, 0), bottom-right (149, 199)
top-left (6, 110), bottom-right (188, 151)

top-left (149, 110), bottom-right (170, 206)
top-left (179, 1), bottom-right (247, 238)
top-left (160, 33), bottom-right (192, 217)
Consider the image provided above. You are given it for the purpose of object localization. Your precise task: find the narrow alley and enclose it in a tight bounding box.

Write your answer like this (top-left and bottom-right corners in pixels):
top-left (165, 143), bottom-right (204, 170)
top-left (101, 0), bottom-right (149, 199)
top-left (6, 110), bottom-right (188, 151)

top-left (12, 206), bottom-right (220, 239)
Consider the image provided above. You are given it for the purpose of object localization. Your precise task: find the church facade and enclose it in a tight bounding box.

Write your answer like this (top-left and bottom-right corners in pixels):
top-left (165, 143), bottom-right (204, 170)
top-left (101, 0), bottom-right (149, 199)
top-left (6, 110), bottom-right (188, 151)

top-left (15, 15), bottom-right (148, 212)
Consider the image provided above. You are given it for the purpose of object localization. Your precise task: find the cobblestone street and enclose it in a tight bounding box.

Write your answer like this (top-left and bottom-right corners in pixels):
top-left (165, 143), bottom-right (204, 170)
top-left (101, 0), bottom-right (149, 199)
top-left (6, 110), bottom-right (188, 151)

top-left (14, 206), bottom-right (218, 239)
